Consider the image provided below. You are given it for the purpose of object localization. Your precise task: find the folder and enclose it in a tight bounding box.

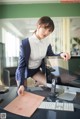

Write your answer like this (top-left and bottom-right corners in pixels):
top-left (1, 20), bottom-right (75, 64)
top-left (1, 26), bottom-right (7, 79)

top-left (4, 91), bottom-right (45, 117)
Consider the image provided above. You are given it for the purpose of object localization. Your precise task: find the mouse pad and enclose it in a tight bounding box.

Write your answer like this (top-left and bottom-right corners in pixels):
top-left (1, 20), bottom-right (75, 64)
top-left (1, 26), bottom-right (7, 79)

top-left (4, 91), bottom-right (45, 117)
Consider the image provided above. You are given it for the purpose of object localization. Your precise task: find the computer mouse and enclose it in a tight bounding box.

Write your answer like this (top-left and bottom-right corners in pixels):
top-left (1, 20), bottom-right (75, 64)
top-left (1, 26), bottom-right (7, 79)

top-left (56, 99), bottom-right (60, 102)
top-left (46, 97), bottom-right (52, 102)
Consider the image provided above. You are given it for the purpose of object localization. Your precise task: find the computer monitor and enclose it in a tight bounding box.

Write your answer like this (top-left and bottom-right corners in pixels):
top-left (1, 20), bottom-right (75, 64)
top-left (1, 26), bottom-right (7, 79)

top-left (46, 56), bottom-right (80, 101)
top-left (46, 56), bottom-right (80, 88)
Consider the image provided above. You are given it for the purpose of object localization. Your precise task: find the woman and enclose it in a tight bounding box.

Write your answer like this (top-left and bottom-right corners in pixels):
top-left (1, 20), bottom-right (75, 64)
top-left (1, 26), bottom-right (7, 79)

top-left (15, 16), bottom-right (70, 95)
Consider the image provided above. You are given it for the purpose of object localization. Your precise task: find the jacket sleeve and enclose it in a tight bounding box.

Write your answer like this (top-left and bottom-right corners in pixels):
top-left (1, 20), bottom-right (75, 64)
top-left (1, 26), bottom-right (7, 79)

top-left (15, 38), bottom-right (30, 86)
top-left (46, 44), bottom-right (62, 56)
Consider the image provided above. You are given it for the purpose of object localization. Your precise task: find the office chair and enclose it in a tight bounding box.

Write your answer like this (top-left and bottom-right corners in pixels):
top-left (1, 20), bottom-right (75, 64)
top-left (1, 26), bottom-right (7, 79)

top-left (0, 69), bottom-right (10, 94)
top-left (2, 69), bottom-right (10, 87)
top-left (46, 65), bottom-right (61, 84)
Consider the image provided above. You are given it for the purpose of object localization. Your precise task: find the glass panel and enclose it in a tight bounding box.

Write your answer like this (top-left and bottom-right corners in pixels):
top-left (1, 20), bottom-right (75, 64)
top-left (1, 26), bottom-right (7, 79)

top-left (0, 17), bottom-right (80, 68)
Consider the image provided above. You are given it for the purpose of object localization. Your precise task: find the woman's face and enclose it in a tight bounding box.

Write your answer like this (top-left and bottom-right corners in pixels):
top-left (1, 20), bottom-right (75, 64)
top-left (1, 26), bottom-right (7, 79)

top-left (36, 25), bottom-right (53, 39)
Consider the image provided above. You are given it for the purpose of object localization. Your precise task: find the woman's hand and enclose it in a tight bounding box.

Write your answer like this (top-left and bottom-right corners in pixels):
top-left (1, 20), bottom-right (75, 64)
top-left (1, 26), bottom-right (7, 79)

top-left (17, 85), bottom-right (25, 96)
top-left (60, 52), bottom-right (71, 61)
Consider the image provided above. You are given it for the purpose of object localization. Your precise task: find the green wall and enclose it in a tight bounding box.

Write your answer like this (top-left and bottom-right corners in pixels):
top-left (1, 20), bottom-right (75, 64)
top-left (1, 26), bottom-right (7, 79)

top-left (0, 3), bottom-right (80, 18)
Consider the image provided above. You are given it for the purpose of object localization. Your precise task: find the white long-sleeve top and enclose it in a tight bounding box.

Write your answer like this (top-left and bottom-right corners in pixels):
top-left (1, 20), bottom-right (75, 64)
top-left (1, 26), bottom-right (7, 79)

top-left (28, 34), bottom-right (51, 69)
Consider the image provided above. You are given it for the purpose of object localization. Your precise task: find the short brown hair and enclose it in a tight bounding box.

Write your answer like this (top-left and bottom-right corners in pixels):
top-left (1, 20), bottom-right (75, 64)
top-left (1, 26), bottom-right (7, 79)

top-left (37, 16), bottom-right (55, 32)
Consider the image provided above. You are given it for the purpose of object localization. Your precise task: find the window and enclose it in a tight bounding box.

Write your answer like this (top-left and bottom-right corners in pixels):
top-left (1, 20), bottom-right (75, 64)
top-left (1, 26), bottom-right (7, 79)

top-left (2, 28), bottom-right (20, 66)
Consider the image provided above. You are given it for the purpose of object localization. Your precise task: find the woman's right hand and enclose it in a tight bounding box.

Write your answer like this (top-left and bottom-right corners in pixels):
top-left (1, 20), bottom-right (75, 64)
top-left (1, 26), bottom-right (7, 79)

top-left (17, 85), bottom-right (25, 96)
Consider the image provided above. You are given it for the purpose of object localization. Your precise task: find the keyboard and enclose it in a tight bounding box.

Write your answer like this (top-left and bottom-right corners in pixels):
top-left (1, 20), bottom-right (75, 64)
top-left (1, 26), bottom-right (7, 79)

top-left (38, 101), bottom-right (74, 111)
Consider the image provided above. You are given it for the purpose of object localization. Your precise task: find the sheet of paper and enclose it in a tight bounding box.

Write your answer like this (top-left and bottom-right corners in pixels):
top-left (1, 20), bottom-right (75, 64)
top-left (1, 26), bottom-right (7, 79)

top-left (57, 92), bottom-right (76, 101)
top-left (4, 91), bottom-right (45, 117)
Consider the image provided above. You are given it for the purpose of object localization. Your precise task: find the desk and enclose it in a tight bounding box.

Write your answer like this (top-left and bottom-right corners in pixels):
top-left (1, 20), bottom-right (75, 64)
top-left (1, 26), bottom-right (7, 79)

top-left (0, 86), bottom-right (80, 119)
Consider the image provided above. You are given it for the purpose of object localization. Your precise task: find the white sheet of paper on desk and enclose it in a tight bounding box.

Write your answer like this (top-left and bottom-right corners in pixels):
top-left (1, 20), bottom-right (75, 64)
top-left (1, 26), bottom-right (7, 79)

top-left (4, 91), bottom-right (45, 117)
top-left (57, 92), bottom-right (76, 101)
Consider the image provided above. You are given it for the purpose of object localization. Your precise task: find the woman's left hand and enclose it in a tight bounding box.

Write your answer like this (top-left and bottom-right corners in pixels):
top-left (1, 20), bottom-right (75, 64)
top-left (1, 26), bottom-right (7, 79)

top-left (60, 52), bottom-right (71, 61)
